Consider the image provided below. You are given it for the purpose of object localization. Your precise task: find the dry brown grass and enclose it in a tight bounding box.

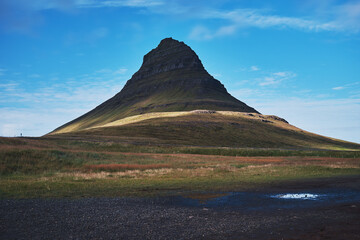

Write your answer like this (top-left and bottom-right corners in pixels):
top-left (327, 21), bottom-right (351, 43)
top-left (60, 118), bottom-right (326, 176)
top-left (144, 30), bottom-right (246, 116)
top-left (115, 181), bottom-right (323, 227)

top-left (84, 163), bottom-right (171, 172)
top-left (52, 168), bottom-right (175, 180)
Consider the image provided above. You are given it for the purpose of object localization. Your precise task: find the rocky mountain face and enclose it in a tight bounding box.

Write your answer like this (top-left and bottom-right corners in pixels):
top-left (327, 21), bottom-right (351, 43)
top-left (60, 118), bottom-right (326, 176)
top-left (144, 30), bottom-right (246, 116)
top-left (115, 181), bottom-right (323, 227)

top-left (51, 38), bottom-right (258, 133)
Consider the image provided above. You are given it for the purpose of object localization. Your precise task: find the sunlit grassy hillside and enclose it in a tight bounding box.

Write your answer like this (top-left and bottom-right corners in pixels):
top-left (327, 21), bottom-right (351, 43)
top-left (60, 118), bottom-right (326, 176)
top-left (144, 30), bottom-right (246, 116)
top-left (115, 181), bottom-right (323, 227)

top-left (49, 111), bottom-right (360, 150)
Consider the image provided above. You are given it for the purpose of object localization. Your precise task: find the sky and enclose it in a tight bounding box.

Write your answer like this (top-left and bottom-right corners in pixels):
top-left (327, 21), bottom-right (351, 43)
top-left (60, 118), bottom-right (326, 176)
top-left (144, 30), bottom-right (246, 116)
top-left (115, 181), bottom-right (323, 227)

top-left (0, 0), bottom-right (359, 143)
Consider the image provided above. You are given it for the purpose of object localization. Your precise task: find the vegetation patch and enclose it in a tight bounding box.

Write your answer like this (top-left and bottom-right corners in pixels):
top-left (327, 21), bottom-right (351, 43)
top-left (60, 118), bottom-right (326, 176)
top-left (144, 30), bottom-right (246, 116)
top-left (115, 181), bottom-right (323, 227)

top-left (1, 137), bottom-right (359, 198)
top-left (84, 163), bottom-right (171, 172)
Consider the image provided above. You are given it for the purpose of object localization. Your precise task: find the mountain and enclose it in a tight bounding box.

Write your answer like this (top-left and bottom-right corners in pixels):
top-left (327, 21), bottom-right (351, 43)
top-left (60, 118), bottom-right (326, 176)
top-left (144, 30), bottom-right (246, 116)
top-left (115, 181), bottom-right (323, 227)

top-left (48, 38), bottom-right (360, 150)
top-left (51, 38), bottom-right (257, 134)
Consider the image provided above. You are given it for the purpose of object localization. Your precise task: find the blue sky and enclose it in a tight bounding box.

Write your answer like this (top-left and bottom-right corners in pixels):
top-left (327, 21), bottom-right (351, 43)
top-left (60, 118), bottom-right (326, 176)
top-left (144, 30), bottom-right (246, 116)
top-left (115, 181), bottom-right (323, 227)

top-left (0, 0), bottom-right (359, 143)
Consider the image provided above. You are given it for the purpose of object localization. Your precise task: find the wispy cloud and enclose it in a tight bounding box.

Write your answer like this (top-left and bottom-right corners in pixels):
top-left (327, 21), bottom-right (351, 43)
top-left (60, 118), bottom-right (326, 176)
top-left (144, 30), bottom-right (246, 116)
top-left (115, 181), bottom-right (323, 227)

top-left (332, 81), bottom-right (360, 91)
top-left (259, 71), bottom-right (296, 86)
top-left (211, 73), bottom-right (222, 78)
top-left (0, 83), bottom-right (18, 92)
top-left (76, 0), bottom-right (164, 8)
top-left (65, 27), bottom-right (109, 45)
top-left (0, 107), bottom-right (88, 137)
top-left (28, 74), bottom-right (41, 78)
top-left (0, 0), bottom-right (163, 12)
top-left (189, 8), bottom-right (343, 40)
top-left (0, 0), bottom-right (162, 34)
top-left (114, 68), bottom-right (128, 75)
top-left (2, 0), bottom-right (359, 36)
top-left (235, 66), bottom-right (261, 72)
top-left (247, 97), bottom-right (360, 143)
top-left (0, 69), bottom-right (7, 76)
top-left (188, 2), bottom-right (360, 40)
top-left (325, 1), bottom-right (360, 32)
top-left (229, 84), bottom-right (360, 143)
top-left (0, 66), bottom-right (128, 136)
top-left (250, 66), bottom-right (260, 71)
top-left (0, 0), bottom-right (73, 34)
top-left (189, 25), bottom-right (213, 40)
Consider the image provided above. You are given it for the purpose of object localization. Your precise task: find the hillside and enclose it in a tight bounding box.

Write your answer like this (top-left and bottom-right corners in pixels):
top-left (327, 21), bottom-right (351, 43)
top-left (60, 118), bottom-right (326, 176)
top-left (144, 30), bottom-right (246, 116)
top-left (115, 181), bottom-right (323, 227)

top-left (51, 110), bottom-right (360, 150)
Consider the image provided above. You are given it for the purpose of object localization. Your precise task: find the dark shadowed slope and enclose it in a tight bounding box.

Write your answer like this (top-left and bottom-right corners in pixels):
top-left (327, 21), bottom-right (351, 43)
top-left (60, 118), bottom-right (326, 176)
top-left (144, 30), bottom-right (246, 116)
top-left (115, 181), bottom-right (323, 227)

top-left (51, 38), bottom-right (257, 134)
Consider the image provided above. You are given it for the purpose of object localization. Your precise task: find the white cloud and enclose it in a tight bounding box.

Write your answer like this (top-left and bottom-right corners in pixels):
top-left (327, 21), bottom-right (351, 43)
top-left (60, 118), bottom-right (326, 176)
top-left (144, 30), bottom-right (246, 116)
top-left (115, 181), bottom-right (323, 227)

top-left (3, 0), bottom-right (359, 36)
top-left (96, 68), bottom-right (112, 73)
top-left (0, 81), bottom-right (125, 136)
top-left (250, 66), bottom-right (260, 71)
top-left (28, 74), bottom-right (41, 78)
top-left (0, 0), bottom-right (163, 12)
top-left (273, 72), bottom-right (287, 77)
top-left (0, 68), bottom-right (7, 76)
top-left (114, 68), bottom-right (128, 75)
top-left (65, 27), bottom-right (109, 45)
top-left (0, 123), bottom-right (22, 137)
top-left (75, 0), bottom-right (164, 8)
top-left (235, 66), bottom-right (261, 72)
top-left (0, 67), bottom-right (129, 136)
top-left (211, 73), bottom-right (222, 78)
top-left (215, 25), bottom-right (237, 37)
top-left (230, 88), bottom-right (262, 99)
top-left (259, 77), bottom-right (276, 86)
top-left (327, 1), bottom-right (360, 32)
top-left (189, 8), bottom-right (341, 40)
top-left (0, 107), bottom-right (88, 137)
top-left (259, 71), bottom-right (296, 86)
top-left (246, 98), bottom-right (360, 144)
top-left (188, 2), bottom-right (360, 40)
top-left (0, 83), bottom-right (18, 92)
top-left (332, 82), bottom-right (360, 92)
top-left (216, 9), bottom-right (335, 30)
top-left (332, 86), bottom-right (345, 90)
top-left (189, 25), bottom-right (213, 40)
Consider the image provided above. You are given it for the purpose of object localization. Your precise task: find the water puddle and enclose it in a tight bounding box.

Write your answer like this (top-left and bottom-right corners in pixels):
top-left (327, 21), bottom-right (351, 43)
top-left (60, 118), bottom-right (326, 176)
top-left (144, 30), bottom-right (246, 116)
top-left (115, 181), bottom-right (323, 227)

top-left (271, 193), bottom-right (320, 200)
top-left (162, 188), bottom-right (360, 210)
top-left (183, 193), bottom-right (230, 203)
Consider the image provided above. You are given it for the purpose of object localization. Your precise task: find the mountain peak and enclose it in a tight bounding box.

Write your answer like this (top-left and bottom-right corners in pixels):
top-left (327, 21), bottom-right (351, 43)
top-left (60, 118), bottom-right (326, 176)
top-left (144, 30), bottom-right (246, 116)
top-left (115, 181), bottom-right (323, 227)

top-left (50, 38), bottom-right (259, 134)
top-left (158, 37), bottom-right (182, 48)
top-left (140, 37), bottom-right (204, 73)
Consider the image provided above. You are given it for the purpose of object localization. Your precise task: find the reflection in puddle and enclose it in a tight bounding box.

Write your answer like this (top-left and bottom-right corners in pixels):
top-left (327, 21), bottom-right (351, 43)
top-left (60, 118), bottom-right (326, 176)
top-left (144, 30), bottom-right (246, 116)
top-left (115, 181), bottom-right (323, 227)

top-left (183, 193), bottom-right (230, 204)
top-left (272, 193), bottom-right (321, 200)
top-left (165, 189), bottom-right (360, 210)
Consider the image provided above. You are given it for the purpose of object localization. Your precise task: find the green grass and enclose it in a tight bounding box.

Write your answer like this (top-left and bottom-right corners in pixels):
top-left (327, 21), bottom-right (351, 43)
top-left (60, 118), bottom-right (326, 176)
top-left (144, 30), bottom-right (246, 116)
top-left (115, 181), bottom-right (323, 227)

top-left (0, 150), bottom-right (85, 175)
top-left (1, 136), bottom-right (359, 199)
top-left (178, 147), bottom-right (360, 158)
top-left (0, 148), bottom-right (172, 175)
top-left (44, 139), bottom-right (360, 158)
top-left (1, 165), bottom-right (359, 199)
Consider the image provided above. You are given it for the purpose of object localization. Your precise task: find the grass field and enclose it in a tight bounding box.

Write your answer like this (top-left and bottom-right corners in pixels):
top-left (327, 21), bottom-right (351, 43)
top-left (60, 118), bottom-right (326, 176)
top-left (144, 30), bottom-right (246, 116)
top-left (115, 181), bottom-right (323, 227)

top-left (1, 136), bottom-right (359, 198)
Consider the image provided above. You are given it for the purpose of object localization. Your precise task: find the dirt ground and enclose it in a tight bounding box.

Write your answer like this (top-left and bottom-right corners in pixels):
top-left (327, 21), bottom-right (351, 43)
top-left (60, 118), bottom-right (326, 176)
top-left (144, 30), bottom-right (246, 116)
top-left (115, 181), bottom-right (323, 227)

top-left (1, 176), bottom-right (359, 240)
